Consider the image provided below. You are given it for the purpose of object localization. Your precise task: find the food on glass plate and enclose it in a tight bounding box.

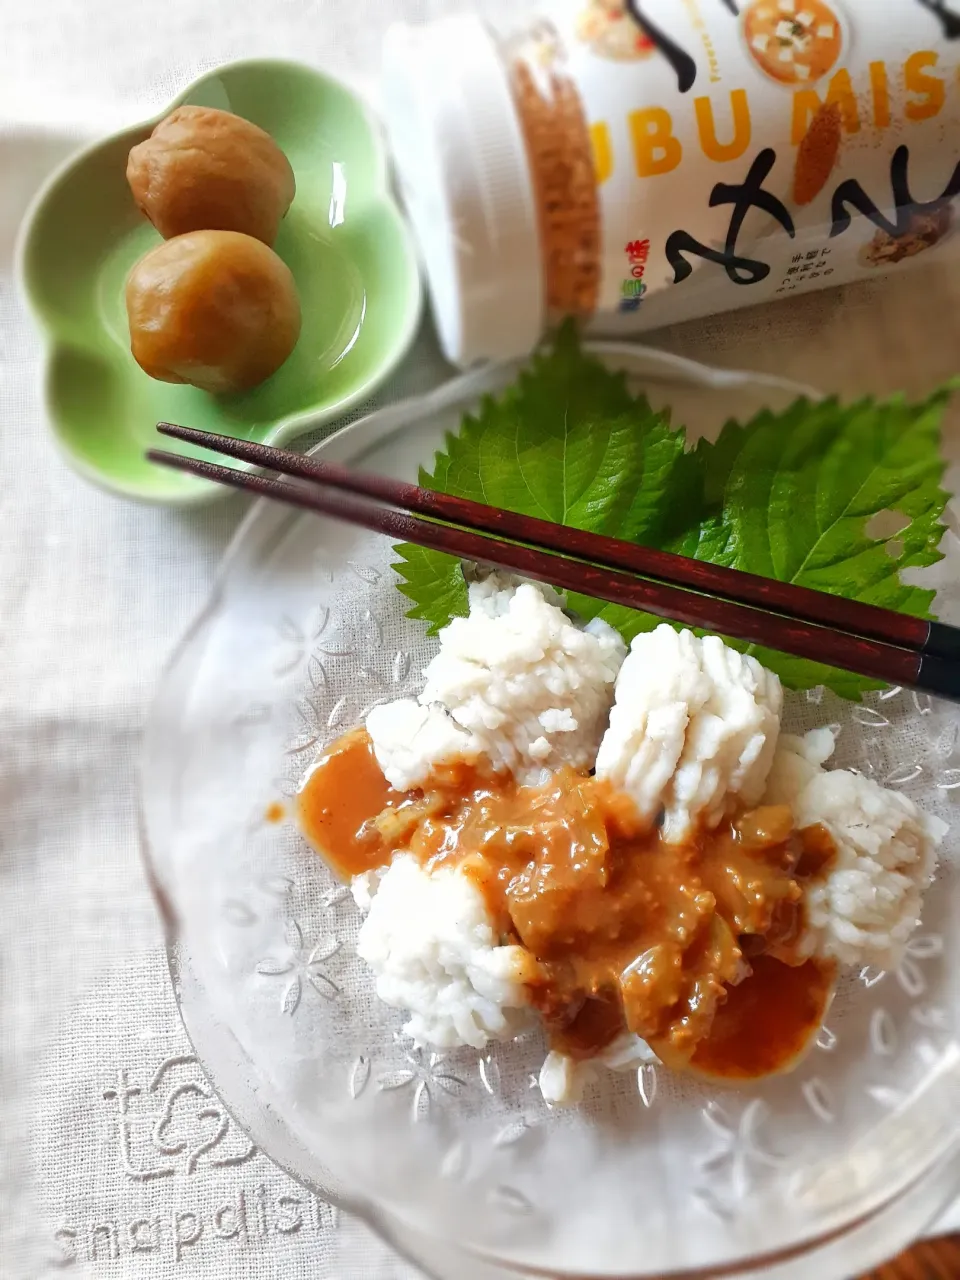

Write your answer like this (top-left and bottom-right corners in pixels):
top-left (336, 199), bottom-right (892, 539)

top-left (126, 106), bottom-right (296, 246)
top-left (125, 229), bottom-right (301, 395)
top-left (298, 575), bottom-right (946, 1107)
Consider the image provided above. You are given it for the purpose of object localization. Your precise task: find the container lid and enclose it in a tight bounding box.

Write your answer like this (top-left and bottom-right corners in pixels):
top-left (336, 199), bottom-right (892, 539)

top-left (382, 15), bottom-right (544, 368)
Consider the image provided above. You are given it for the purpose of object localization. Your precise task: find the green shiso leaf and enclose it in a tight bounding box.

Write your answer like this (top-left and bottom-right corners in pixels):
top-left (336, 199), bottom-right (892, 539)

top-left (393, 326), bottom-right (950, 698)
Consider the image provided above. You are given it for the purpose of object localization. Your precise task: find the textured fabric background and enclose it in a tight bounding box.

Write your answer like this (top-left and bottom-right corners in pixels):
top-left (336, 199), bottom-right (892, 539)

top-left (5, 2), bottom-right (960, 1277)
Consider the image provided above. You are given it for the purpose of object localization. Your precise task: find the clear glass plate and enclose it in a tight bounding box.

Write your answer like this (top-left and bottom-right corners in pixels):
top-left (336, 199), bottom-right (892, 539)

top-left (141, 342), bottom-right (960, 1279)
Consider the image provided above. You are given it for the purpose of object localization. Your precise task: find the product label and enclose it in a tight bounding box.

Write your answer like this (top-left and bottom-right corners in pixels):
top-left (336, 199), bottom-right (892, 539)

top-left (546, 0), bottom-right (960, 331)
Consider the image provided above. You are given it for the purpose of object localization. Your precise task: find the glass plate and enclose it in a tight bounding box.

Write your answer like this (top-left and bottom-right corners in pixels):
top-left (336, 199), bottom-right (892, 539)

top-left (141, 342), bottom-right (960, 1279)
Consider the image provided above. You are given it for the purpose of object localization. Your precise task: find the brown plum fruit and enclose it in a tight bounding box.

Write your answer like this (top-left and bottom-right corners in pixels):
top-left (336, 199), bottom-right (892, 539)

top-left (127, 106), bottom-right (295, 245)
top-left (126, 229), bottom-right (302, 395)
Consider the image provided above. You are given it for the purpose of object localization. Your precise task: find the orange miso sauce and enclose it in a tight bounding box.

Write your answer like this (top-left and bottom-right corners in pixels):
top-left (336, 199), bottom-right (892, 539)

top-left (297, 729), bottom-right (396, 877)
top-left (298, 729), bottom-right (837, 1080)
top-left (690, 954), bottom-right (835, 1080)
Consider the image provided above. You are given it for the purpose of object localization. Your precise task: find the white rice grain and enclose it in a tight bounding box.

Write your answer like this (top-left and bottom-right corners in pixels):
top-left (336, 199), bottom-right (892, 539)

top-left (539, 1035), bottom-right (658, 1107)
top-left (764, 731), bottom-right (947, 968)
top-left (596, 625), bottom-right (782, 840)
top-left (356, 855), bottom-right (535, 1049)
top-left (373, 576), bottom-right (625, 787)
top-left (366, 699), bottom-right (479, 792)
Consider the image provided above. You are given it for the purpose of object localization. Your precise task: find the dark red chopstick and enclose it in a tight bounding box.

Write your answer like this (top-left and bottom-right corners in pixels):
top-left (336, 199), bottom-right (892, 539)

top-left (155, 421), bottom-right (960, 667)
top-left (147, 443), bottom-right (960, 705)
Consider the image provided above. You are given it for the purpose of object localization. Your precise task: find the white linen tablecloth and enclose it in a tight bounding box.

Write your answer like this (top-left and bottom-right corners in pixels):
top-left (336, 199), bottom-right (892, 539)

top-left (5, 3), bottom-right (960, 1277)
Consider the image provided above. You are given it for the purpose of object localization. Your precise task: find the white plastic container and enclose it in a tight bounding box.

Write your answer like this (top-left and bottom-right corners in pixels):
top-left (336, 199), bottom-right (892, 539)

top-left (382, 2), bottom-right (960, 367)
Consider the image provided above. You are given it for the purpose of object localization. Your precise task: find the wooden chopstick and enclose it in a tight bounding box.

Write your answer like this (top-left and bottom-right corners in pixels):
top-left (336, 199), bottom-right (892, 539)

top-left (155, 422), bottom-right (960, 666)
top-left (147, 437), bottom-right (960, 704)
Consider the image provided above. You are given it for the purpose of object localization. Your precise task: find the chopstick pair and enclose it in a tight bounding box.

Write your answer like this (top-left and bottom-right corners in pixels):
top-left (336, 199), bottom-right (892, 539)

top-left (148, 423), bottom-right (960, 704)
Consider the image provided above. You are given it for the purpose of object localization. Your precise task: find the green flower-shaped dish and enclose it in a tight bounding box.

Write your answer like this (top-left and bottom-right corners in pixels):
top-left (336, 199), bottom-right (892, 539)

top-left (17, 59), bottom-right (422, 503)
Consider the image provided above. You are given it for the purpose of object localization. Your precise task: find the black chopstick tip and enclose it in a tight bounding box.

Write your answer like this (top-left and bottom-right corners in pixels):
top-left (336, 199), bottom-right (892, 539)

top-left (155, 421), bottom-right (208, 446)
top-left (146, 446), bottom-right (217, 474)
top-left (916, 652), bottom-right (960, 702)
top-left (155, 420), bottom-right (224, 445)
top-left (146, 447), bottom-right (185, 467)
top-left (926, 620), bottom-right (960, 664)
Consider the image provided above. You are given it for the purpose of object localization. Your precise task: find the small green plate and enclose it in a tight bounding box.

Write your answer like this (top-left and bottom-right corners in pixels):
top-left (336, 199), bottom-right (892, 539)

top-left (17, 59), bottom-right (422, 504)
